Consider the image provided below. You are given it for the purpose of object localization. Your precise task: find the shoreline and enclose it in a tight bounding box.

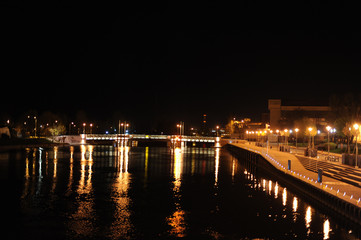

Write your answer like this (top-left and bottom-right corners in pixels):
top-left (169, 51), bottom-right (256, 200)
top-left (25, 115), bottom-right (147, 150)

top-left (0, 138), bottom-right (69, 152)
top-left (226, 142), bottom-right (361, 229)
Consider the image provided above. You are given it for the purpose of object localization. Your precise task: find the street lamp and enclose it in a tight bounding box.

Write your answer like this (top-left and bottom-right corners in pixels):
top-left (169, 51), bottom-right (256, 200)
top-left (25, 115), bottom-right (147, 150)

top-left (69, 122), bottom-right (74, 135)
top-left (34, 116), bottom-right (37, 138)
top-left (177, 123), bottom-right (182, 135)
top-left (295, 128), bottom-right (299, 153)
top-left (284, 129), bottom-right (288, 146)
top-left (326, 126), bottom-right (331, 157)
top-left (354, 123), bottom-right (359, 168)
top-left (177, 124), bottom-right (180, 135)
top-left (308, 127), bottom-right (313, 149)
top-left (120, 122), bottom-right (129, 134)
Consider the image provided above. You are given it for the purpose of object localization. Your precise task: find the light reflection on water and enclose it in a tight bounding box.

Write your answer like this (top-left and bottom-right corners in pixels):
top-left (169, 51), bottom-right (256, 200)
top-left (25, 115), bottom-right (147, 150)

top-left (5, 146), bottom-right (360, 239)
top-left (167, 147), bottom-right (186, 237)
top-left (69, 145), bottom-right (95, 238)
top-left (109, 146), bottom-right (133, 239)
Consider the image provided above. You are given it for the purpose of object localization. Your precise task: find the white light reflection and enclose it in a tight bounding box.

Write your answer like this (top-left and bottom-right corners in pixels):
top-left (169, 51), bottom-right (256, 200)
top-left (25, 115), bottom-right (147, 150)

top-left (292, 197), bottom-right (298, 222)
top-left (292, 197), bottom-right (298, 212)
top-left (282, 188), bottom-right (287, 206)
top-left (111, 145), bottom-right (133, 238)
top-left (323, 219), bottom-right (331, 239)
top-left (274, 182), bottom-right (279, 199)
top-left (36, 148), bottom-right (43, 195)
top-left (174, 147), bottom-right (183, 188)
top-left (262, 179), bottom-right (266, 191)
top-left (215, 148), bottom-right (220, 186)
top-left (38, 148), bottom-right (43, 179)
top-left (305, 206), bottom-right (312, 236)
top-left (77, 145), bottom-right (93, 195)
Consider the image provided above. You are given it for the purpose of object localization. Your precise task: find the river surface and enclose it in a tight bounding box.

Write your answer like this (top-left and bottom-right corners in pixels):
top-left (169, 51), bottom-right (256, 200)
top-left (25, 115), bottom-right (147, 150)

top-left (1, 145), bottom-right (360, 239)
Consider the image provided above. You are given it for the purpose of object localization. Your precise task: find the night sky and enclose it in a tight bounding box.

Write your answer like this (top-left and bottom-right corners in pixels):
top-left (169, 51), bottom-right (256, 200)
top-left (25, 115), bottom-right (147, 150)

top-left (2, 1), bottom-right (361, 132)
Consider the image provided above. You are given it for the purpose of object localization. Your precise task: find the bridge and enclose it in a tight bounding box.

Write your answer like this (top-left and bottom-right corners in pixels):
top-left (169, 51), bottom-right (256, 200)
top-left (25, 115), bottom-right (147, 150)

top-left (79, 134), bottom-right (220, 147)
top-left (51, 134), bottom-right (220, 147)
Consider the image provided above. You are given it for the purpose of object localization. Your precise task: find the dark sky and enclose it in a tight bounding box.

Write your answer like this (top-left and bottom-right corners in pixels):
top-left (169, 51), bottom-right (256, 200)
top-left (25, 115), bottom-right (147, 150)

top-left (2, 1), bottom-right (361, 132)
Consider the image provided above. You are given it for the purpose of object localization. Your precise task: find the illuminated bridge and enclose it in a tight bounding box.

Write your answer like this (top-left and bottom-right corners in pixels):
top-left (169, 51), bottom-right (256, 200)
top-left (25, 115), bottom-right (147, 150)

top-left (83, 134), bottom-right (219, 147)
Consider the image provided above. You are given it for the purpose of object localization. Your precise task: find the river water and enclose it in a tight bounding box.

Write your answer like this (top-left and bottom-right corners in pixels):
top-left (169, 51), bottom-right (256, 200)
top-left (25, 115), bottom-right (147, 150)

top-left (2, 145), bottom-right (360, 239)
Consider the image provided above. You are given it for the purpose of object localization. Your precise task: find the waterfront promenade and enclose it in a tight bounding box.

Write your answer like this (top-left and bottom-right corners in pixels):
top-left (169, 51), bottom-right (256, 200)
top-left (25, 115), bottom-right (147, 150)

top-left (229, 142), bottom-right (361, 208)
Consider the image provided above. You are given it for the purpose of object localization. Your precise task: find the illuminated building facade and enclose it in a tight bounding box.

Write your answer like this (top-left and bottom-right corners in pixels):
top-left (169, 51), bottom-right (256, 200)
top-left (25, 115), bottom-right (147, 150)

top-left (268, 99), bottom-right (331, 130)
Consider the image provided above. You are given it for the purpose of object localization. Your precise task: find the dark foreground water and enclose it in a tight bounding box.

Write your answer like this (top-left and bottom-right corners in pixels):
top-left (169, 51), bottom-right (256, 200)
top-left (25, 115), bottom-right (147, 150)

top-left (1, 145), bottom-right (360, 239)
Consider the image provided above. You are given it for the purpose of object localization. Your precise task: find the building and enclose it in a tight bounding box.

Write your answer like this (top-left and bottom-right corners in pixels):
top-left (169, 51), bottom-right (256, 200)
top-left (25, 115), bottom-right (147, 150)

top-left (227, 118), bottom-right (267, 139)
top-left (268, 99), bottom-right (331, 130)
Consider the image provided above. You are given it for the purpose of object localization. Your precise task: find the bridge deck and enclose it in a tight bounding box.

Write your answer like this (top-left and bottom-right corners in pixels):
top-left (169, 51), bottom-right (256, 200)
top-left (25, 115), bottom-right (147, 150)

top-left (85, 134), bottom-right (216, 142)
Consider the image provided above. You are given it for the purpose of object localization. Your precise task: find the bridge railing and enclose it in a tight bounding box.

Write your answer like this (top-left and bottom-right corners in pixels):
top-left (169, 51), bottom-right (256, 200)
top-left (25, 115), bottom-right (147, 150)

top-left (85, 134), bottom-right (216, 142)
top-left (172, 135), bottom-right (216, 142)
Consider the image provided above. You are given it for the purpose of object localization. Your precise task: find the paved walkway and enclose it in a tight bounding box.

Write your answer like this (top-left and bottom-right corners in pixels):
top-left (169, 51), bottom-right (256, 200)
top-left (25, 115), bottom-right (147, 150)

top-left (230, 142), bottom-right (361, 207)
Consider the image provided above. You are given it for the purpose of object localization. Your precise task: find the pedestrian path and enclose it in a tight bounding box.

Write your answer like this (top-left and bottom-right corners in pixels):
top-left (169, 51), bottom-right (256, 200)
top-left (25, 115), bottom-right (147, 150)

top-left (230, 142), bottom-right (361, 207)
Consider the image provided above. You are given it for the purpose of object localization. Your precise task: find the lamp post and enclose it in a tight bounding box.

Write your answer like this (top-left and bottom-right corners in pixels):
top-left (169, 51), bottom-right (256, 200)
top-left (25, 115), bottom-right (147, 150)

top-left (34, 116), bottom-right (37, 138)
top-left (124, 122), bottom-right (129, 134)
top-left (295, 128), bottom-right (299, 153)
top-left (308, 127), bottom-right (313, 149)
top-left (177, 122), bottom-right (184, 136)
top-left (354, 123), bottom-right (359, 168)
top-left (69, 122), bottom-right (74, 135)
top-left (326, 126), bottom-right (331, 157)
top-left (284, 129), bottom-right (288, 146)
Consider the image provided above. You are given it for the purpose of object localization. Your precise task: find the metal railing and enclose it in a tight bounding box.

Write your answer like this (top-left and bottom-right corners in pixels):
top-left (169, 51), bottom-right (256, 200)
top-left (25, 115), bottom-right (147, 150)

top-left (85, 134), bottom-right (216, 142)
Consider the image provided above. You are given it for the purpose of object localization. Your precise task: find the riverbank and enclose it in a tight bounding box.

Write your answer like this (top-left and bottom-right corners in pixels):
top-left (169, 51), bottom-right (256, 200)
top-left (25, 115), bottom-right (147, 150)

top-left (226, 142), bottom-right (361, 228)
top-left (0, 138), bottom-right (67, 152)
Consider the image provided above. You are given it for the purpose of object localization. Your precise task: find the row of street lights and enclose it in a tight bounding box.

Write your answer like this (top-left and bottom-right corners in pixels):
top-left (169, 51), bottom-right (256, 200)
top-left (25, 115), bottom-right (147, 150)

top-left (81, 121), bottom-right (130, 135)
top-left (246, 126), bottom-right (337, 150)
top-left (247, 123), bottom-right (361, 168)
